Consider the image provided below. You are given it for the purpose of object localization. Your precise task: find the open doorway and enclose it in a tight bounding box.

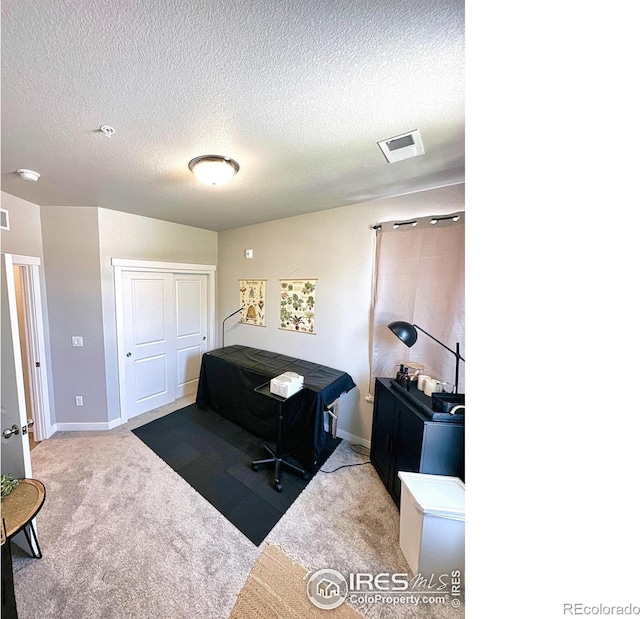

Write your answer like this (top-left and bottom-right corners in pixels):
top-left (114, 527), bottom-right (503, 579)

top-left (9, 255), bottom-right (53, 444)
top-left (14, 265), bottom-right (38, 449)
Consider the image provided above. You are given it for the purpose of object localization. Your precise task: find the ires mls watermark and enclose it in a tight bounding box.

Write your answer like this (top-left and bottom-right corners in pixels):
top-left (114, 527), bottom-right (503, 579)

top-left (306, 569), bottom-right (463, 610)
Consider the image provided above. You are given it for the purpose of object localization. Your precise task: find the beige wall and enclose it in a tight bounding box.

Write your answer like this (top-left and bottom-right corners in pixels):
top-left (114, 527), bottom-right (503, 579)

top-left (218, 183), bottom-right (465, 443)
top-left (1, 191), bottom-right (56, 428)
top-left (4, 198), bottom-right (219, 427)
top-left (41, 207), bottom-right (108, 424)
top-left (97, 208), bottom-right (218, 421)
top-left (0, 192), bottom-right (44, 256)
top-left (2, 185), bottom-right (463, 442)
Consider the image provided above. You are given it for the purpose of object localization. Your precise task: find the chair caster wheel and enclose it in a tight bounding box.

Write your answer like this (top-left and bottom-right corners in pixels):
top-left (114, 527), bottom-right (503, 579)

top-left (302, 472), bottom-right (311, 481)
top-left (251, 464), bottom-right (259, 472)
top-left (274, 482), bottom-right (283, 493)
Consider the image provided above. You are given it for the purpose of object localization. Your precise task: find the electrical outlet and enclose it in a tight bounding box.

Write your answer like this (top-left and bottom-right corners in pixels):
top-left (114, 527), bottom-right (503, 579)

top-left (72, 336), bottom-right (84, 347)
top-left (75, 396), bottom-right (83, 406)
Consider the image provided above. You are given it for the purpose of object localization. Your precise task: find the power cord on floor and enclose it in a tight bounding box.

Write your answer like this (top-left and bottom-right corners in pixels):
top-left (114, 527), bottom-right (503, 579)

top-left (319, 444), bottom-right (371, 473)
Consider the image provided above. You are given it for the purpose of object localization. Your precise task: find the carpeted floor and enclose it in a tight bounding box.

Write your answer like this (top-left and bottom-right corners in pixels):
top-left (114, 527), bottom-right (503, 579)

top-left (11, 397), bottom-right (465, 619)
top-left (132, 403), bottom-right (342, 545)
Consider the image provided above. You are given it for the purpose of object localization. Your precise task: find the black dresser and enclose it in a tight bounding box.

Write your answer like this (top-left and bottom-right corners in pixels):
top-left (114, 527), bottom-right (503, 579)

top-left (371, 378), bottom-right (465, 508)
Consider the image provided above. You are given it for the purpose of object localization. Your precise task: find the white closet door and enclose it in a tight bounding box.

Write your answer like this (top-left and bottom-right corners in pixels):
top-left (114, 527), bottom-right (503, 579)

top-left (122, 272), bottom-right (175, 417)
top-left (174, 273), bottom-right (208, 397)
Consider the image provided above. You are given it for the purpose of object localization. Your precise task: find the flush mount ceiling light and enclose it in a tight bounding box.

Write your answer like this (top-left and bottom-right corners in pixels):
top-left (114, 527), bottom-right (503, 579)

top-left (17, 168), bottom-right (40, 182)
top-left (188, 155), bottom-right (240, 186)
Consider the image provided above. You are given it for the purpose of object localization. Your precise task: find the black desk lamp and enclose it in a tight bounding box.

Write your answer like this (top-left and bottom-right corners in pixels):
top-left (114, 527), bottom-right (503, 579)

top-left (222, 308), bottom-right (242, 347)
top-left (388, 321), bottom-right (465, 394)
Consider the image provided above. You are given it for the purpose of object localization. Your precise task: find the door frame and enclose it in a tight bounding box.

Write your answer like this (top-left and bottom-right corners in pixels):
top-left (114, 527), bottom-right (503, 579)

top-left (2, 253), bottom-right (38, 554)
top-left (113, 259), bottom-right (216, 424)
top-left (5, 253), bottom-right (54, 441)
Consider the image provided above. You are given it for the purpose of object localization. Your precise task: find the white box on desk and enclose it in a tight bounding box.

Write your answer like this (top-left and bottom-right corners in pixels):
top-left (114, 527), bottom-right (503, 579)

top-left (269, 372), bottom-right (304, 398)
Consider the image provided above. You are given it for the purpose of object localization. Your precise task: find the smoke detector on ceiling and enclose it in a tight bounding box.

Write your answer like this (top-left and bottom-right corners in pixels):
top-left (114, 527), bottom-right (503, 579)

top-left (378, 129), bottom-right (425, 163)
top-left (17, 168), bottom-right (40, 182)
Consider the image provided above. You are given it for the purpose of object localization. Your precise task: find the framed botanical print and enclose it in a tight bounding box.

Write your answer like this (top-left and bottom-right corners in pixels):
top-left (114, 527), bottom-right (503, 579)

top-left (279, 279), bottom-right (316, 333)
top-left (239, 279), bottom-right (266, 326)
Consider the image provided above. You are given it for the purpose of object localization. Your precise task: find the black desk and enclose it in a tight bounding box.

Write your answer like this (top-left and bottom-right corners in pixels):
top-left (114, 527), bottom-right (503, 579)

top-left (196, 345), bottom-right (356, 469)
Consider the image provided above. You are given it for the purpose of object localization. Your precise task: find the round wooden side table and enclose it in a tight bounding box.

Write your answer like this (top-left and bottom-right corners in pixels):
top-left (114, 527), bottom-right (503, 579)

top-left (1, 478), bottom-right (46, 558)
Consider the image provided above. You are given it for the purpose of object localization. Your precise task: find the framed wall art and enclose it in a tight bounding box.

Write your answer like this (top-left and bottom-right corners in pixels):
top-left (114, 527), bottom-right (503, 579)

top-left (279, 278), bottom-right (316, 333)
top-left (239, 279), bottom-right (266, 326)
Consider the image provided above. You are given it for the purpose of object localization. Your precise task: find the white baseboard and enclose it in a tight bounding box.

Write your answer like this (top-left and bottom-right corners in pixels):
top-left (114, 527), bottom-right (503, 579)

top-left (52, 417), bottom-right (370, 447)
top-left (323, 420), bottom-right (370, 449)
top-left (335, 428), bottom-right (370, 449)
top-left (52, 418), bottom-right (122, 433)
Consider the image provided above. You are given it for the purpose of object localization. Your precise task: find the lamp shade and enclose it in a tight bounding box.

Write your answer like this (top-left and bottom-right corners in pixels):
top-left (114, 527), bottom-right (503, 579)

top-left (388, 321), bottom-right (418, 347)
top-left (188, 155), bottom-right (239, 186)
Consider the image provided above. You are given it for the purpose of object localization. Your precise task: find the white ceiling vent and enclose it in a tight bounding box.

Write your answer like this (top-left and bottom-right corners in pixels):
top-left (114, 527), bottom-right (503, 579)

top-left (378, 129), bottom-right (425, 163)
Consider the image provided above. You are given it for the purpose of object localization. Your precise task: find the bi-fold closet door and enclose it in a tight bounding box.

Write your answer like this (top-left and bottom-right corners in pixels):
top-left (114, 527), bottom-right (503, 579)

top-left (121, 271), bottom-right (209, 419)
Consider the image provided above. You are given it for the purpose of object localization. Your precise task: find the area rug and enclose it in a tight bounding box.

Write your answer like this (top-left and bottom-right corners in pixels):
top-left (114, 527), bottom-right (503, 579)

top-left (132, 403), bottom-right (341, 545)
top-left (230, 543), bottom-right (365, 619)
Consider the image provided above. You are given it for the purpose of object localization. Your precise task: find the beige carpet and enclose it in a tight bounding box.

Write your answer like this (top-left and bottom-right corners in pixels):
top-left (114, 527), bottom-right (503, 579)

top-left (11, 397), bottom-right (465, 619)
top-left (230, 543), bottom-right (364, 619)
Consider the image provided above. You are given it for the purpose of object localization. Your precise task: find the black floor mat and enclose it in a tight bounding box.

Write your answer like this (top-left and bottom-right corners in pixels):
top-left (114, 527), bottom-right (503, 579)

top-left (132, 403), bottom-right (341, 545)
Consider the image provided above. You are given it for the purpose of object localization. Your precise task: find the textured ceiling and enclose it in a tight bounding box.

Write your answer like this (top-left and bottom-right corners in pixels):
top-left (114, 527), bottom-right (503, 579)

top-left (1, 0), bottom-right (464, 232)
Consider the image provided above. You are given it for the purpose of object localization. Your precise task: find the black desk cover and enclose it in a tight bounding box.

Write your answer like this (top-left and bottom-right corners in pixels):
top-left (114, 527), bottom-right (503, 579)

top-left (196, 345), bottom-right (356, 468)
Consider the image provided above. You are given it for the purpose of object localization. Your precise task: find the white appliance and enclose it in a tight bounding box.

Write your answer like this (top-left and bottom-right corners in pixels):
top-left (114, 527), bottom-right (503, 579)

top-left (269, 372), bottom-right (304, 398)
